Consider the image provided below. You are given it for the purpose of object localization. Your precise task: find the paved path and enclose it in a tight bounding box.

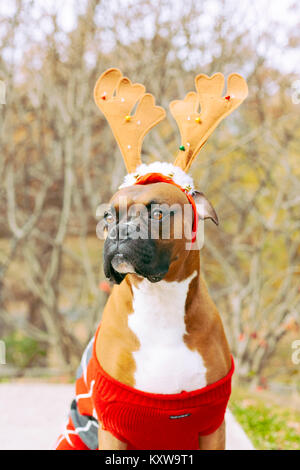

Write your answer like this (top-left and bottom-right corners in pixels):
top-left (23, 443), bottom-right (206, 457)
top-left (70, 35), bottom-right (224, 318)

top-left (0, 383), bottom-right (254, 450)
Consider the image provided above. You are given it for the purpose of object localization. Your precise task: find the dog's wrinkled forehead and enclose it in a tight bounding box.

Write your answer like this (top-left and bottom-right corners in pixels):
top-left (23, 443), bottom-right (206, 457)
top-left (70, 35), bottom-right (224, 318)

top-left (110, 182), bottom-right (188, 210)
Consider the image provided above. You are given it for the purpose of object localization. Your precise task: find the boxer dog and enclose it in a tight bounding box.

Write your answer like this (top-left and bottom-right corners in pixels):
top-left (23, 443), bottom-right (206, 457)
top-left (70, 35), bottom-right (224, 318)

top-left (55, 69), bottom-right (247, 451)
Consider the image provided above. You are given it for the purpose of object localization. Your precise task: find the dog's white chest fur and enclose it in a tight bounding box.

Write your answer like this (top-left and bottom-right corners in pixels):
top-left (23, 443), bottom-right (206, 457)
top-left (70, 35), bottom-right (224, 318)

top-left (128, 271), bottom-right (207, 394)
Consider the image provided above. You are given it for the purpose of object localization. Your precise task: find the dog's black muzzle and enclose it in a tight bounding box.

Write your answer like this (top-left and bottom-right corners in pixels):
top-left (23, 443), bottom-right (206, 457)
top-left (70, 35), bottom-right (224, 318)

top-left (103, 222), bottom-right (171, 284)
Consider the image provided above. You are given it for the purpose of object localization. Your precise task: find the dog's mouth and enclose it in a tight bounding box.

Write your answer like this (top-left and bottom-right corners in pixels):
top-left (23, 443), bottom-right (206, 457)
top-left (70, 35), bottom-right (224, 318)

top-left (110, 253), bottom-right (167, 283)
top-left (105, 244), bottom-right (170, 284)
top-left (145, 273), bottom-right (166, 283)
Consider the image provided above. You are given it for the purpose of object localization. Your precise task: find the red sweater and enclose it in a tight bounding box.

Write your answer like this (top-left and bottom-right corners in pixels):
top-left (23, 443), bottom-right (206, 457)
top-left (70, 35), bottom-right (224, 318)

top-left (55, 326), bottom-right (234, 450)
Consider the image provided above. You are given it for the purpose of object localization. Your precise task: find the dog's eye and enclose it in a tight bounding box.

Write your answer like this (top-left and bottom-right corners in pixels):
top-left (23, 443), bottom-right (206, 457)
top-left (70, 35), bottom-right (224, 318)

top-left (104, 212), bottom-right (114, 224)
top-left (151, 209), bottom-right (163, 221)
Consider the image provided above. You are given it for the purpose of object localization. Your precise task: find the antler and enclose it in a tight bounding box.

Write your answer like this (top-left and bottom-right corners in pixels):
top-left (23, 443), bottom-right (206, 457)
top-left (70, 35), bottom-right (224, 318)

top-left (94, 68), bottom-right (166, 173)
top-left (170, 73), bottom-right (248, 172)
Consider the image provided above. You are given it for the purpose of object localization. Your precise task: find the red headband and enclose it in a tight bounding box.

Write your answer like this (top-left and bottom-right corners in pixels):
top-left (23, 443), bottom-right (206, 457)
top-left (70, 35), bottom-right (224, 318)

top-left (134, 172), bottom-right (198, 244)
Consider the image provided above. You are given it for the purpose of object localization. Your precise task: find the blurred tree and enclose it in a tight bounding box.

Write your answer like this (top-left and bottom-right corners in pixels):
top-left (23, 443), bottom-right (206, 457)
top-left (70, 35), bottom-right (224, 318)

top-left (0, 0), bottom-right (299, 381)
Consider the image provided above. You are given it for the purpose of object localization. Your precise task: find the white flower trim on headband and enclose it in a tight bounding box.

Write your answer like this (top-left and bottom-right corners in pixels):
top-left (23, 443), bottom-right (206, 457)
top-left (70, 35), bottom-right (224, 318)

top-left (119, 162), bottom-right (195, 194)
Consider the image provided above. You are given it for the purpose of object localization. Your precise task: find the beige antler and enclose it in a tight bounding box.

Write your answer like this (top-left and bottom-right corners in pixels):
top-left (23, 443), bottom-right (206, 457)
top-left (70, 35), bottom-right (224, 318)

top-left (94, 68), bottom-right (166, 173)
top-left (170, 73), bottom-right (248, 171)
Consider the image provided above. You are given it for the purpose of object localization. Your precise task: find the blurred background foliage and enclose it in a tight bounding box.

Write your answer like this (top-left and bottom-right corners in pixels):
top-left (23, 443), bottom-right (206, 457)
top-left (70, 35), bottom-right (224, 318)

top-left (0, 0), bottom-right (299, 405)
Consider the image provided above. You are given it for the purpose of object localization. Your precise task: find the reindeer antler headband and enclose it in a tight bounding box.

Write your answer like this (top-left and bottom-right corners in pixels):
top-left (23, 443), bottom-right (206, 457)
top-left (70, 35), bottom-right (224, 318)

top-left (94, 67), bottom-right (248, 177)
top-left (94, 68), bottom-right (248, 242)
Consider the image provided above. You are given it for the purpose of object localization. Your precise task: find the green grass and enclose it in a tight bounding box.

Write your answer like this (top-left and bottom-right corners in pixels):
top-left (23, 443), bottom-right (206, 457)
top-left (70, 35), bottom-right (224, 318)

top-left (3, 331), bottom-right (46, 369)
top-left (230, 387), bottom-right (300, 450)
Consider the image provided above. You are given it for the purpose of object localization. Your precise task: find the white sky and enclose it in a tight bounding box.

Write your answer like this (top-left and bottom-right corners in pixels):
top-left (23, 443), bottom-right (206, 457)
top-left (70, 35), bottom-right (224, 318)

top-left (0, 0), bottom-right (299, 74)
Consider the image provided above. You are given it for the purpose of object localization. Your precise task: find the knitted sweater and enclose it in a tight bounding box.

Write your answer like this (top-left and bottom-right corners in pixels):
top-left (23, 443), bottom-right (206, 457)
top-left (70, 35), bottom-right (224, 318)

top-left (55, 325), bottom-right (234, 450)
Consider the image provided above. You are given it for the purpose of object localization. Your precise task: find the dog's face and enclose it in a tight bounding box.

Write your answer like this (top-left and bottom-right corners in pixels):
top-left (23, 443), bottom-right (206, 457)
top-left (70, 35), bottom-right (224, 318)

top-left (101, 182), bottom-right (218, 284)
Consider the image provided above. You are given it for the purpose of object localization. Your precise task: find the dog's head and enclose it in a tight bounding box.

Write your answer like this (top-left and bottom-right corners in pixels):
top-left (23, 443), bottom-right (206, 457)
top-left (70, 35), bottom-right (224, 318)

top-left (100, 182), bottom-right (218, 284)
top-left (94, 69), bottom-right (247, 285)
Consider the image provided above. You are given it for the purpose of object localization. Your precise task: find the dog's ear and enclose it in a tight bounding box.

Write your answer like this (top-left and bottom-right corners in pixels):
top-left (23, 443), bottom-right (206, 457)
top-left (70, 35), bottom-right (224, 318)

top-left (192, 191), bottom-right (219, 226)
